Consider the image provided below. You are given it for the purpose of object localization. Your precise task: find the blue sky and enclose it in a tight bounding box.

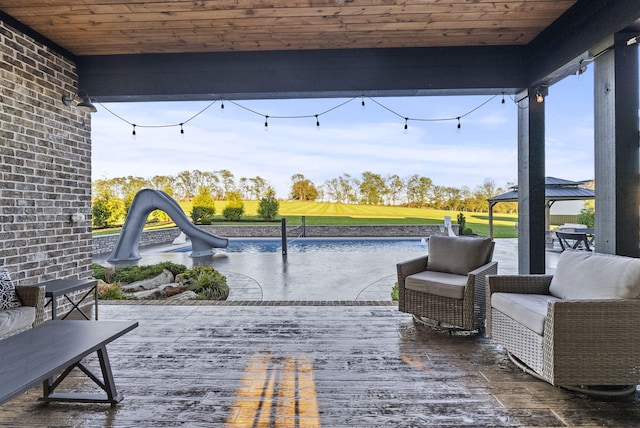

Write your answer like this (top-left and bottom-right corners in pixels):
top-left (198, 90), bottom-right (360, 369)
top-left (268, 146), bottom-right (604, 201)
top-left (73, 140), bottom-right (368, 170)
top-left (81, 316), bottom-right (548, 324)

top-left (92, 68), bottom-right (600, 198)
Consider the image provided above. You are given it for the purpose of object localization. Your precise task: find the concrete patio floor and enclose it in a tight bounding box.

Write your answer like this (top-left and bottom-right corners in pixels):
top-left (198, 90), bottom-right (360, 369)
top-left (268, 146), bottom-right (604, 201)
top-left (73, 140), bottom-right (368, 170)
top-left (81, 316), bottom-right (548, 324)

top-left (2, 239), bottom-right (621, 427)
top-left (1, 303), bottom-right (639, 427)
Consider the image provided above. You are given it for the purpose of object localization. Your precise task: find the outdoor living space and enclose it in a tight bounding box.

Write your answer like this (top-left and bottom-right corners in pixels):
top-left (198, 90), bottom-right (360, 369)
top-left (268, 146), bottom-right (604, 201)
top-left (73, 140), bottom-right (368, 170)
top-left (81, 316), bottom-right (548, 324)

top-left (3, 2), bottom-right (640, 428)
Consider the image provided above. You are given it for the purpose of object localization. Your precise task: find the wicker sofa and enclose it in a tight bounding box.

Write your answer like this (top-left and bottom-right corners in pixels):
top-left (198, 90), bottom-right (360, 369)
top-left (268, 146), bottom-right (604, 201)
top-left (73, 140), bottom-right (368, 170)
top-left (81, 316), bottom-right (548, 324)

top-left (397, 235), bottom-right (497, 332)
top-left (0, 269), bottom-right (45, 339)
top-left (487, 250), bottom-right (640, 395)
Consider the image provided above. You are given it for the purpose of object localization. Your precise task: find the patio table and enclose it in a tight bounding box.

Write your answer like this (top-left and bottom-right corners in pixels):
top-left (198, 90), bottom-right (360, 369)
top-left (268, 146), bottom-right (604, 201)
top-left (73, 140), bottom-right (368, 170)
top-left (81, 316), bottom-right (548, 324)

top-left (0, 320), bottom-right (138, 405)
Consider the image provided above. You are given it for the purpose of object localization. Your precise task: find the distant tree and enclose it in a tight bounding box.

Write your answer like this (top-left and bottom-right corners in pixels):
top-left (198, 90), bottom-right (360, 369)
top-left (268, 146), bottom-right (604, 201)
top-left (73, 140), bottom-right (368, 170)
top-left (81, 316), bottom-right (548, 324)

top-left (218, 169), bottom-right (236, 197)
top-left (386, 174), bottom-right (405, 205)
top-left (257, 187), bottom-right (280, 220)
top-left (359, 171), bottom-right (387, 205)
top-left (175, 170), bottom-right (195, 201)
top-left (339, 173), bottom-right (359, 203)
top-left (290, 173), bottom-right (318, 201)
top-left (406, 175), bottom-right (434, 208)
top-left (119, 176), bottom-right (148, 216)
top-left (222, 190), bottom-right (244, 221)
top-left (249, 176), bottom-right (269, 199)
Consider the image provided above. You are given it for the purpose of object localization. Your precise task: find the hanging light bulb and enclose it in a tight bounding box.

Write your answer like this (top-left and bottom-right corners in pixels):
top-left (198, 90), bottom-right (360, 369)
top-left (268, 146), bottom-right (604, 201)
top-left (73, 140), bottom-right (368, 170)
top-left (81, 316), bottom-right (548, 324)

top-left (264, 115), bottom-right (269, 131)
top-left (403, 118), bottom-right (408, 134)
top-left (132, 124), bottom-right (137, 139)
top-left (456, 117), bottom-right (461, 133)
top-left (180, 123), bottom-right (185, 136)
top-left (220, 100), bottom-right (225, 112)
top-left (315, 115), bottom-right (320, 128)
top-left (501, 93), bottom-right (506, 104)
top-left (361, 96), bottom-right (366, 109)
top-left (536, 91), bottom-right (544, 103)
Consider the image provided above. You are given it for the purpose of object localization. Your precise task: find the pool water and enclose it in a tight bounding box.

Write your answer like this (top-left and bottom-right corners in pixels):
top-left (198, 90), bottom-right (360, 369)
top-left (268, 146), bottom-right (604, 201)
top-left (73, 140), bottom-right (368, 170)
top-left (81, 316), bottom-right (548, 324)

top-left (174, 238), bottom-right (429, 254)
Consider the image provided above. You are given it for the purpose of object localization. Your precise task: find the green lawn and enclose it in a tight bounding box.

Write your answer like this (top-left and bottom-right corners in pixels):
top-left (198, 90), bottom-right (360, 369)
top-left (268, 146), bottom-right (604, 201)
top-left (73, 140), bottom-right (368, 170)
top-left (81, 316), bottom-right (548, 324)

top-left (93, 201), bottom-right (518, 238)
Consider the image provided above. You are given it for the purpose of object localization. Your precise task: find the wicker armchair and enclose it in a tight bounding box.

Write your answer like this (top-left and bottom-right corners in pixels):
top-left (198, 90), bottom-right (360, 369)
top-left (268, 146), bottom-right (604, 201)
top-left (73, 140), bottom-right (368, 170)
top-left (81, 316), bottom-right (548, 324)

top-left (397, 235), bottom-right (497, 332)
top-left (487, 250), bottom-right (640, 395)
top-left (15, 285), bottom-right (46, 327)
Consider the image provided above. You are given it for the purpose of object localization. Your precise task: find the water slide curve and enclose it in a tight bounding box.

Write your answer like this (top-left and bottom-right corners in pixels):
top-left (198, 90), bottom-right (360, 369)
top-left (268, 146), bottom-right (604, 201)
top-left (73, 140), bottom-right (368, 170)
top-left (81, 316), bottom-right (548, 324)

top-left (107, 189), bottom-right (228, 262)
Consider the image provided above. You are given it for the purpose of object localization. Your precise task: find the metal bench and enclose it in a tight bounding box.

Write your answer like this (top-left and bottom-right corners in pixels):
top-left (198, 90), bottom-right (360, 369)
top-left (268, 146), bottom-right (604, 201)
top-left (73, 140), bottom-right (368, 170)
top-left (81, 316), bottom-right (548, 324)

top-left (0, 320), bottom-right (138, 406)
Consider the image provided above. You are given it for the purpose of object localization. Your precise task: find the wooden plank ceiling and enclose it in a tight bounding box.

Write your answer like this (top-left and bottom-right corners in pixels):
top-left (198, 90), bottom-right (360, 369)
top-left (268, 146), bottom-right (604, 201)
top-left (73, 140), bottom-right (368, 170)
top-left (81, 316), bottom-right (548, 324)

top-left (0, 0), bottom-right (577, 56)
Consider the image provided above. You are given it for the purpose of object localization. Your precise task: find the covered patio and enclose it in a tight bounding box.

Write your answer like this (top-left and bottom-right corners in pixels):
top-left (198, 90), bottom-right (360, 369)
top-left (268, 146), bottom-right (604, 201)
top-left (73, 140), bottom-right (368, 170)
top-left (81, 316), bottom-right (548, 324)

top-left (1, 1), bottom-right (640, 426)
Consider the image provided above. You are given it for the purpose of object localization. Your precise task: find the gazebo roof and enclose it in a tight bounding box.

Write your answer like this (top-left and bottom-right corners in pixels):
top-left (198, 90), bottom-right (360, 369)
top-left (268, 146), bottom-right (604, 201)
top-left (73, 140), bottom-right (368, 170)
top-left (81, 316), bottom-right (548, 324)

top-left (488, 177), bottom-right (594, 203)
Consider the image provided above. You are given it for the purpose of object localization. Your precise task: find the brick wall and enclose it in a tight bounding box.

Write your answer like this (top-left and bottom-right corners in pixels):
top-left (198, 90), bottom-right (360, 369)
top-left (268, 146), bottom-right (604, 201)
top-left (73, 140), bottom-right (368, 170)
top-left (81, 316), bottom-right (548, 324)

top-left (1, 21), bottom-right (93, 315)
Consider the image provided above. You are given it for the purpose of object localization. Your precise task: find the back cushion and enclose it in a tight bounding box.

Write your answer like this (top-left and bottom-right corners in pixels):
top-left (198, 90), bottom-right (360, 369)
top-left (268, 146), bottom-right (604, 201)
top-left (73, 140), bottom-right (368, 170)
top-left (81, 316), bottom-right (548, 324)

top-left (427, 236), bottom-right (494, 275)
top-left (0, 268), bottom-right (22, 310)
top-left (550, 250), bottom-right (640, 299)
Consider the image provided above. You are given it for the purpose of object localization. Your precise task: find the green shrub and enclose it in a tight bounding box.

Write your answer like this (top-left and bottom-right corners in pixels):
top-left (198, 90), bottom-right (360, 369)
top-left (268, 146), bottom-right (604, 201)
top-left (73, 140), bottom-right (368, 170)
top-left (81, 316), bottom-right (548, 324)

top-left (98, 283), bottom-right (134, 300)
top-left (191, 206), bottom-right (216, 224)
top-left (457, 212), bottom-right (466, 234)
top-left (391, 282), bottom-right (399, 301)
top-left (257, 188), bottom-right (279, 220)
top-left (179, 265), bottom-right (229, 300)
top-left (463, 227), bottom-right (473, 235)
top-left (577, 205), bottom-right (595, 228)
top-left (223, 206), bottom-right (244, 221)
top-left (93, 262), bottom-right (187, 284)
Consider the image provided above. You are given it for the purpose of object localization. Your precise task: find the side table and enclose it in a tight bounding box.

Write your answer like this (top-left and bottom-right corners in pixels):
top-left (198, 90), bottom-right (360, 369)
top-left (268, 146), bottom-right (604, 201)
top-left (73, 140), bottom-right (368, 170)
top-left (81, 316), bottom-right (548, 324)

top-left (41, 279), bottom-right (99, 320)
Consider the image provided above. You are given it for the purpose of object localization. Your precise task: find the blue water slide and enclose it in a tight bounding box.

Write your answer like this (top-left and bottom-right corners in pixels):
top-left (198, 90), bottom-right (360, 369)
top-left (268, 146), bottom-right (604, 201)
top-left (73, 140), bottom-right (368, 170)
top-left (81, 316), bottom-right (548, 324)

top-left (107, 189), bottom-right (228, 262)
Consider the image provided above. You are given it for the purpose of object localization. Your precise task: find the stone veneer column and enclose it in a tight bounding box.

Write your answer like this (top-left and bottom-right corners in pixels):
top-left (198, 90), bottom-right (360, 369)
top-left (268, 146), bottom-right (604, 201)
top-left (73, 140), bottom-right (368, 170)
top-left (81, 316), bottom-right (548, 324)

top-left (0, 20), bottom-right (93, 285)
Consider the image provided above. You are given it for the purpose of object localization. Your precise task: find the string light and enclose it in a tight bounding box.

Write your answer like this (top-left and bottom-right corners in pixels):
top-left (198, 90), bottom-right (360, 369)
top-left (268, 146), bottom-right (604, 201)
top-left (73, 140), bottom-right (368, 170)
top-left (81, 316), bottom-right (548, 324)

top-left (99, 94), bottom-right (503, 137)
top-left (361, 96), bottom-right (366, 109)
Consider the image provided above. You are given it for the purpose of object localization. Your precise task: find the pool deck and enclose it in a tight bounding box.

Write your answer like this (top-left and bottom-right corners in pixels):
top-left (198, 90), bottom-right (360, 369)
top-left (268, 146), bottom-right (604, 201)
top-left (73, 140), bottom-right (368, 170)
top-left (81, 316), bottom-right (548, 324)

top-left (94, 238), bottom-right (560, 302)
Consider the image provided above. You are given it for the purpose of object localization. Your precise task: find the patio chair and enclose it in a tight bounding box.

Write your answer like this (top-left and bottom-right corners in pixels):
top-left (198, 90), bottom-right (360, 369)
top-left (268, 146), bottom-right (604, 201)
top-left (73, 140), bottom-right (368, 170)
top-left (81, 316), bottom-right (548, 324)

top-left (555, 231), bottom-right (591, 251)
top-left (397, 235), bottom-right (497, 332)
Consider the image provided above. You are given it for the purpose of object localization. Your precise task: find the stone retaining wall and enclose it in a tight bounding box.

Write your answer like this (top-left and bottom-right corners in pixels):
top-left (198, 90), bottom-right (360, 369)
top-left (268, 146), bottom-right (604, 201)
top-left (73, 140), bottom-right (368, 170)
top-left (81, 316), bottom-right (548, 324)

top-left (93, 224), bottom-right (458, 255)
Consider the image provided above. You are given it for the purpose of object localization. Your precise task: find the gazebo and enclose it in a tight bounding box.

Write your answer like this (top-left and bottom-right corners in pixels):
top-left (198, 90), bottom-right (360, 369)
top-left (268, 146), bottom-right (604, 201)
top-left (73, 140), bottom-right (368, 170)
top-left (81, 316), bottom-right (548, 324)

top-left (487, 177), bottom-right (594, 239)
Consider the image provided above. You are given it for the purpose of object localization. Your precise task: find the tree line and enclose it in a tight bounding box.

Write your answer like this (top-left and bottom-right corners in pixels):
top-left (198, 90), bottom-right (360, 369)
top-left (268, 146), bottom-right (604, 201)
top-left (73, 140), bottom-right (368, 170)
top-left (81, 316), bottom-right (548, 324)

top-left (91, 169), bottom-right (517, 227)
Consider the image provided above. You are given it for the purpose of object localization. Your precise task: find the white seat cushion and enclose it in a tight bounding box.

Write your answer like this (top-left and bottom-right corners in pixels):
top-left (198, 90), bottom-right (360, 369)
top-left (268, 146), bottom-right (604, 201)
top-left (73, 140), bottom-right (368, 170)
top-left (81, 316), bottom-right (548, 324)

top-left (0, 306), bottom-right (36, 338)
top-left (491, 293), bottom-right (562, 335)
top-left (550, 250), bottom-right (640, 299)
top-left (405, 270), bottom-right (468, 299)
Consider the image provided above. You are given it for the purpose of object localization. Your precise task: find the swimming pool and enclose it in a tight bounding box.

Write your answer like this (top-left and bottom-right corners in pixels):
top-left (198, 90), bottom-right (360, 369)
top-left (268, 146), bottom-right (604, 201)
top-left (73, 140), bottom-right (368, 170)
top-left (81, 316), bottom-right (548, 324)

top-left (174, 237), bottom-right (429, 254)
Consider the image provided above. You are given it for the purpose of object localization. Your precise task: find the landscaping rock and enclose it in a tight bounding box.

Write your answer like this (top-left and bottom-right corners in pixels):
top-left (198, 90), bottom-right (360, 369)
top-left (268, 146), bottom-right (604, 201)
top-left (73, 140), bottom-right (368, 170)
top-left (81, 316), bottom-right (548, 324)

top-left (121, 269), bottom-right (174, 292)
top-left (165, 291), bottom-right (198, 301)
top-left (161, 284), bottom-right (188, 297)
top-left (131, 288), bottom-right (164, 300)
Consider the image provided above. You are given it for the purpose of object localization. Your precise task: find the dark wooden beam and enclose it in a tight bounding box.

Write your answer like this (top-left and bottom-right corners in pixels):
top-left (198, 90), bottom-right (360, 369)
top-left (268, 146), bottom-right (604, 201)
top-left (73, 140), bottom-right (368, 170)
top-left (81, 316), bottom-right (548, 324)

top-left (527, 0), bottom-right (640, 87)
top-left (77, 46), bottom-right (527, 102)
top-left (594, 34), bottom-right (640, 257)
top-left (517, 88), bottom-right (546, 274)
